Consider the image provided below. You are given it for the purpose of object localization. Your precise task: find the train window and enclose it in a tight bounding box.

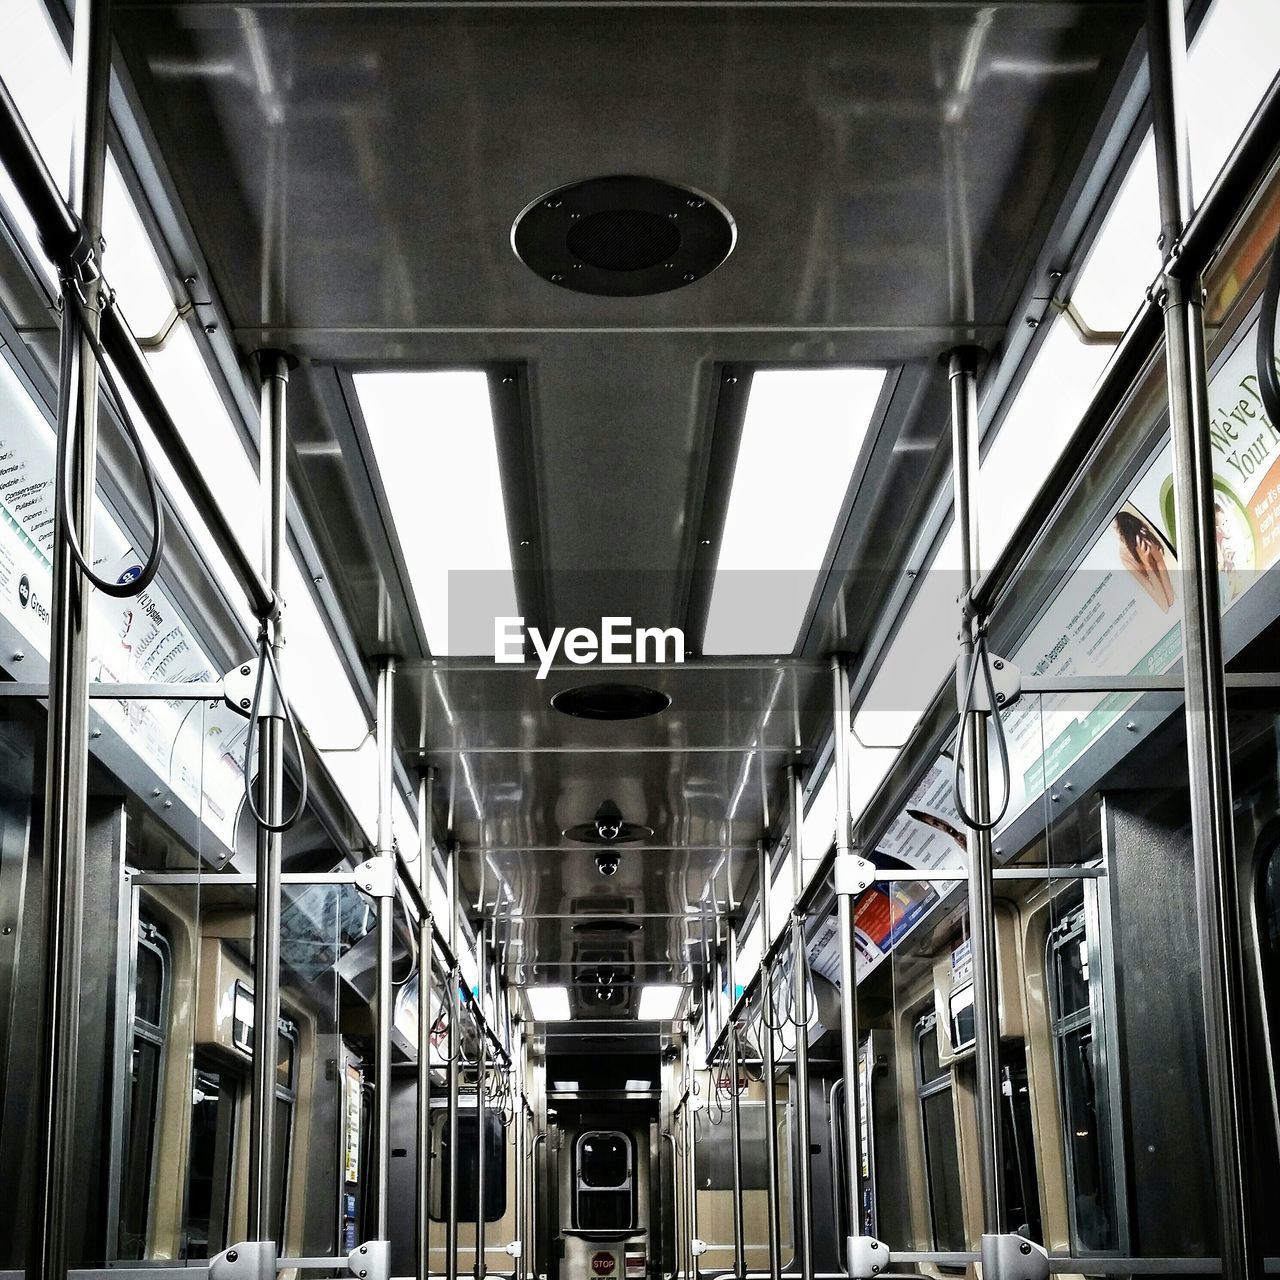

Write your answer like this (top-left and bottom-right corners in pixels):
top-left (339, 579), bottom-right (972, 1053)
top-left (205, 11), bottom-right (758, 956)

top-left (999, 1045), bottom-right (1043, 1242)
top-left (949, 985), bottom-right (976, 1054)
top-left (576, 1130), bottom-right (634, 1230)
top-left (1261, 840), bottom-right (1280, 1056)
top-left (580, 1131), bottom-right (630, 1187)
top-left (428, 1107), bottom-right (507, 1223)
top-left (117, 918), bottom-right (170, 1259)
top-left (232, 981), bottom-right (254, 1056)
top-left (184, 1060), bottom-right (237, 1258)
top-left (273, 1021), bottom-right (299, 1245)
top-left (914, 1010), bottom-right (966, 1251)
top-left (1048, 907), bottom-right (1120, 1254)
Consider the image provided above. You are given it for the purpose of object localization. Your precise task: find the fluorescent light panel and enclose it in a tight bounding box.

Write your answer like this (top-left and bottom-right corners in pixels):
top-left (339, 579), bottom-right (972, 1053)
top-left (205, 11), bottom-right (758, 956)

top-left (355, 371), bottom-right (517, 656)
top-left (703, 368), bottom-right (887, 654)
top-left (524, 985), bottom-right (572, 1022)
top-left (637, 983), bottom-right (685, 1021)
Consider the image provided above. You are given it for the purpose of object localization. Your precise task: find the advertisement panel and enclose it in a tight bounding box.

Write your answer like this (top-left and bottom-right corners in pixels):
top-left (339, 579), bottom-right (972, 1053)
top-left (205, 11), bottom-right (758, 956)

top-left (0, 352), bottom-right (247, 847)
top-left (1002, 310), bottom-right (1277, 820)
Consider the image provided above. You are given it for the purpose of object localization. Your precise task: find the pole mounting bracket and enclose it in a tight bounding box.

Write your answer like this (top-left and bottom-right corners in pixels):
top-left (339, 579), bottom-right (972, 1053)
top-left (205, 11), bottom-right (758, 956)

top-left (834, 853), bottom-right (877, 897)
top-left (690, 1240), bottom-right (708, 1257)
top-left (209, 1241), bottom-right (277, 1280)
top-left (955, 652), bottom-right (1021, 715)
top-left (848, 1235), bottom-right (890, 1278)
top-left (222, 656), bottom-right (283, 722)
top-left (980, 1234), bottom-right (1049, 1280)
top-left (348, 1240), bottom-right (389, 1280)
top-left (354, 855), bottom-right (396, 900)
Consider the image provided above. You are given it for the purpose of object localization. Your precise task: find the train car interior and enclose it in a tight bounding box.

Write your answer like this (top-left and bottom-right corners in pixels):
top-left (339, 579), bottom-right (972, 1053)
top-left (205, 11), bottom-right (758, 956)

top-left (3, 0), bottom-right (1280, 1279)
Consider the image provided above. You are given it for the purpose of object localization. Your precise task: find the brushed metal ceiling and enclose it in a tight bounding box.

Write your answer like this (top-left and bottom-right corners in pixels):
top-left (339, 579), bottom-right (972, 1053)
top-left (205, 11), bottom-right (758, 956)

top-left (110, 0), bottom-right (1145, 1018)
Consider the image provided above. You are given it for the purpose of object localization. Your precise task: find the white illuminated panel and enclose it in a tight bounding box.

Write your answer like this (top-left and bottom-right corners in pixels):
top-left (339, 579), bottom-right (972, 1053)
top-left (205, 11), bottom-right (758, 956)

top-left (703, 368), bottom-right (886, 654)
top-left (1073, 0), bottom-right (1280, 334)
top-left (524, 985), bottom-right (572, 1022)
top-left (637, 984), bottom-right (685, 1021)
top-left (0, 0), bottom-right (176, 330)
top-left (354, 371), bottom-right (517, 656)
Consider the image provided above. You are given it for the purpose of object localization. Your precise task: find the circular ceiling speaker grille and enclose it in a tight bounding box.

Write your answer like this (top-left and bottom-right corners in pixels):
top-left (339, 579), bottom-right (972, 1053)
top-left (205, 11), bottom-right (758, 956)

top-left (513, 174), bottom-right (735, 297)
top-left (551, 683), bottom-right (671, 721)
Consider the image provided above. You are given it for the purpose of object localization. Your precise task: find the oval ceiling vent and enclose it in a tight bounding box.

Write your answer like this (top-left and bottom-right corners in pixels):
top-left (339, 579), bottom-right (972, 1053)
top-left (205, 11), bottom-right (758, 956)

top-left (512, 175), bottom-right (735, 297)
top-left (551, 682), bottom-right (671, 721)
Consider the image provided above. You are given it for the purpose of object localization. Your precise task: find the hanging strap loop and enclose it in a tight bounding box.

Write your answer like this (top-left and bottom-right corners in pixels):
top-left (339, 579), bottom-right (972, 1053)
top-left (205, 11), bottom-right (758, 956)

top-left (951, 624), bottom-right (1013, 834)
top-left (57, 279), bottom-right (166, 598)
top-left (241, 621), bottom-right (310, 833)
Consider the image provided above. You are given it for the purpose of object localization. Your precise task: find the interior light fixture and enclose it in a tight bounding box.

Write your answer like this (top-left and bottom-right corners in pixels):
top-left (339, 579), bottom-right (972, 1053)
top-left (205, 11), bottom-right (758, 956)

top-left (625, 1079), bottom-right (652, 1092)
top-left (637, 984), bottom-right (685, 1021)
top-left (354, 371), bottom-right (517, 656)
top-left (552, 1081), bottom-right (580, 1092)
top-left (524, 985), bottom-right (572, 1022)
top-left (703, 367), bottom-right (887, 654)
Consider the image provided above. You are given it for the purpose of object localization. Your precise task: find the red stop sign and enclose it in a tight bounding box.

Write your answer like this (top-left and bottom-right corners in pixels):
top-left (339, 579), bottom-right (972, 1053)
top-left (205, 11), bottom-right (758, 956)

top-left (592, 1252), bottom-right (617, 1276)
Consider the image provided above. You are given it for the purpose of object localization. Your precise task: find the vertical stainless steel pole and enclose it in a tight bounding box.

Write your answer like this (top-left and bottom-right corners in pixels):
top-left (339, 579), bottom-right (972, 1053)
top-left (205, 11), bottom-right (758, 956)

top-left (32, 1), bottom-right (110, 1274)
top-left (757, 842), bottom-right (782, 1280)
top-left (831, 657), bottom-right (865, 1261)
top-left (447, 846), bottom-right (462, 1280)
top-left (687, 1046), bottom-right (699, 1280)
top-left (788, 768), bottom-right (815, 1280)
top-left (418, 768), bottom-right (436, 1280)
top-left (949, 347), bottom-right (1004, 1234)
top-left (374, 658), bottom-right (397, 1244)
top-left (1147, 3), bottom-right (1255, 1275)
top-left (512, 1033), bottom-right (524, 1279)
top-left (669, 1105), bottom-right (683, 1280)
top-left (477, 934), bottom-right (488, 1280)
top-left (714, 918), bottom-right (725, 1046)
top-left (726, 926), bottom-right (746, 1280)
top-left (248, 350), bottom-right (291, 1245)
top-left (701, 914), bottom-right (714, 1063)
